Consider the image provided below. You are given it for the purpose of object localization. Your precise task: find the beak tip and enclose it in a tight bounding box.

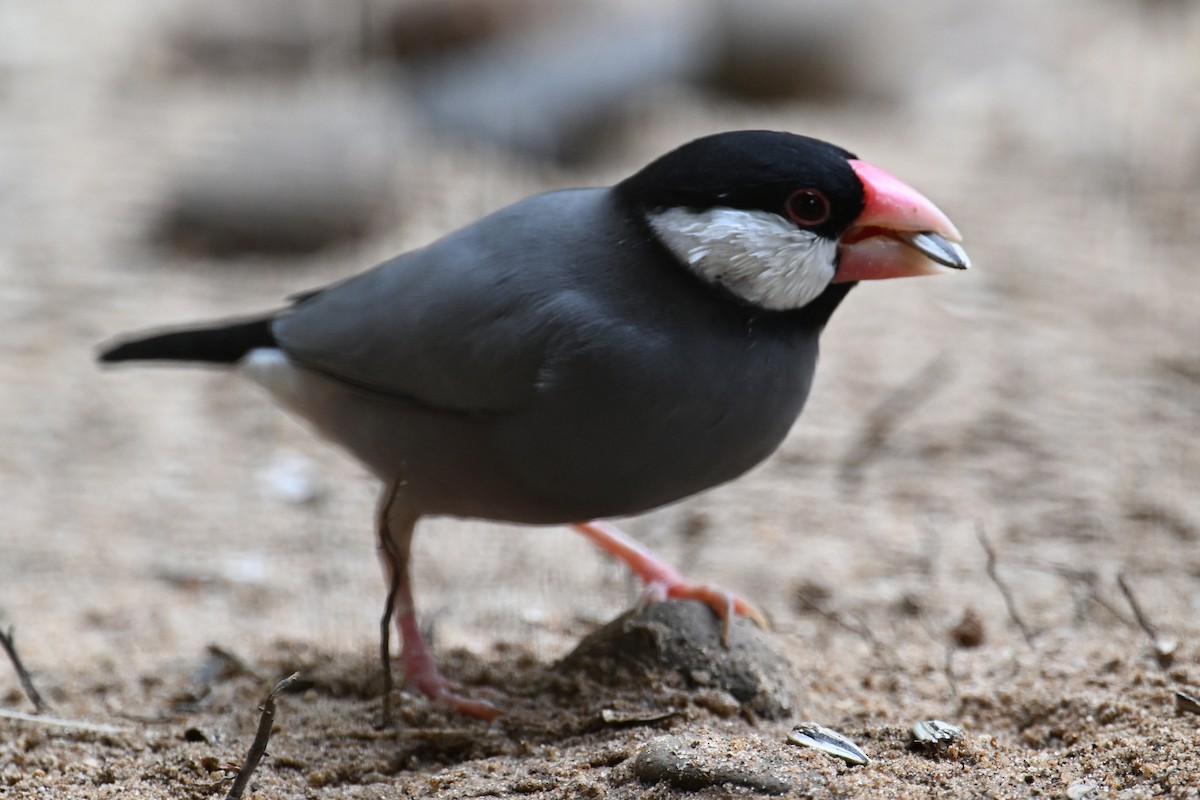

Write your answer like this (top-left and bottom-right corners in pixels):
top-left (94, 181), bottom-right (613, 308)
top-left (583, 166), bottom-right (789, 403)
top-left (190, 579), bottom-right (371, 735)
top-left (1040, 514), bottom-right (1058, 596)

top-left (947, 241), bottom-right (971, 271)
top-left (903, 231), bottom-right (971, 272)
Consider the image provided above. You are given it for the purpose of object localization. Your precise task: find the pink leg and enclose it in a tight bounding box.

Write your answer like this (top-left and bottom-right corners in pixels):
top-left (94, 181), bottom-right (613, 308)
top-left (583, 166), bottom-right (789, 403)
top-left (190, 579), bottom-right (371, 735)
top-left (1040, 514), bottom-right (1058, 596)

top-left (377, 483), bottom-right (501, 722)
top-left (572, 520), bottom-right (768, 640)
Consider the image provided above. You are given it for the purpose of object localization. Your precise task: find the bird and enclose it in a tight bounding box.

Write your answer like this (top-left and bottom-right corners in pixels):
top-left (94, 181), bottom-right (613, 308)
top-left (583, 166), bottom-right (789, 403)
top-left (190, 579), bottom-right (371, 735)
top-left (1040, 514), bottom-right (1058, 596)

top-left (100, 130), bottom-right (968, 719)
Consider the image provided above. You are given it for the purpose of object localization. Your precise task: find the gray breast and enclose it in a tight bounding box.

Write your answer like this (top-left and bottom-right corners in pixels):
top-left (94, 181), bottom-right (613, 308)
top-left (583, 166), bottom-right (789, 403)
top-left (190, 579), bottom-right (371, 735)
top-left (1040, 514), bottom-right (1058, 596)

top-left (492, 268), bottom-right (822, 520)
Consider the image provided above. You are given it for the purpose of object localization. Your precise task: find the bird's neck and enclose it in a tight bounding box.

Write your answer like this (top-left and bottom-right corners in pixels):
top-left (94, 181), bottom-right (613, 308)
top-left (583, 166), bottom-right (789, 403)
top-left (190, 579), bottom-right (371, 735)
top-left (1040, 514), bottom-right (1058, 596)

top-left (789, 281), bottom-right (855, 331)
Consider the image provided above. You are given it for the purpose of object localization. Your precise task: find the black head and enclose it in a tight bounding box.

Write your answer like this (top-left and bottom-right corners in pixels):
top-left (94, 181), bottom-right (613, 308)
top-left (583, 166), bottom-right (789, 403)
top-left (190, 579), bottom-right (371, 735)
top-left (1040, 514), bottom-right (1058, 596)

top-left (617, 130), bottom-right (866, 241)
top-left (615, 130), bottom-right (966, 315)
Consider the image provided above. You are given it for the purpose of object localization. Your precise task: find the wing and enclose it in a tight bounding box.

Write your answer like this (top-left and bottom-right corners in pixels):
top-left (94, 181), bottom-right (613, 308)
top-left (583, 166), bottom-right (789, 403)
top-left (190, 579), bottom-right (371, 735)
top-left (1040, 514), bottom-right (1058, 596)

top-left (271, 189), bottom-right (626, 412)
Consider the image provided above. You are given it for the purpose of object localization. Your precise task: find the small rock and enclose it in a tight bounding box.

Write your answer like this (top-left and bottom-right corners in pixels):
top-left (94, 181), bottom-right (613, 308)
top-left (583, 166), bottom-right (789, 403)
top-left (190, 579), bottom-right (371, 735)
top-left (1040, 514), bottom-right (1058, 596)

top-left (1066, 780), bottom-right (1102, 800)
top-left (557, 599), bottom-right (795, 719)
top-left (257, 452), bottom-right (325, 505)
top-left (693, 689), bottom-right (742, 718)
top-left (1153, 637), bottom-right (1178, 668)
top-left (793, 580), bottom-right (831, 612)
top-left (182, 727), bottom-right (209, 743)
top-left (705, 0), bottom-right (863, 100)
top-left (411, 6), bottom-right (712, 162)
top-left (634, 732), bottom-right (792, 795)
top-left (370, 0), bottom-right (547, 62)
top-left (704, 0), bottom-right (927, 101)
top-left (156, 91), bottom-right (402, 255)
top-left (161, 0), bottom-right (363, 74)
top-left (949, 607), bottom-right (986, 648)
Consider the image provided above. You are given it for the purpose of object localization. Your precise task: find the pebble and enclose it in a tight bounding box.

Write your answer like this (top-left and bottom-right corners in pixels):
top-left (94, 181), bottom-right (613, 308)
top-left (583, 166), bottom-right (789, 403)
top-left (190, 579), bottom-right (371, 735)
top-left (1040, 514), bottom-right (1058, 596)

top-left (156, 90), bottom-right (403, 255)
top-left (411, 6), bottom-right (710, 162)
top-left (160, 0), bottom-right (363, 74)
top-left (634, 732), bottom-right (792, 795)
top-left (557, 598), bottom-right (795, 719)
top-left (257, 452), bottom-right (325, 505)
top-left (1066, 780), bottom-right (1102, 800)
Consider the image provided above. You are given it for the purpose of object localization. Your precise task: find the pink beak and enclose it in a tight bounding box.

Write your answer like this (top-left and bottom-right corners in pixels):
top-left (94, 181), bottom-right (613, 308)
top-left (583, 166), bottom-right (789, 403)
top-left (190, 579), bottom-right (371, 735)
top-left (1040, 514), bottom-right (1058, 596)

top-left (833, 160), bottom-right (969, 283)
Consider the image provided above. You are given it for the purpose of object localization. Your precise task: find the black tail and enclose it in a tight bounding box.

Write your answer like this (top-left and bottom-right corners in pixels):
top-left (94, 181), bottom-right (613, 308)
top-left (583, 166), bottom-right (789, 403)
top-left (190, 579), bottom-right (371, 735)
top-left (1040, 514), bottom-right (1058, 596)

top-left (99, 317), bottom-right (277, 364)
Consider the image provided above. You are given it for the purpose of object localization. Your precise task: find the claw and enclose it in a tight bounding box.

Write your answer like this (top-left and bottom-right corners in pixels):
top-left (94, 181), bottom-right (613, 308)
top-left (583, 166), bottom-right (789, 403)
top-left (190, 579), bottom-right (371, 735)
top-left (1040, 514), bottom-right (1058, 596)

top-left (377, 486), bottom-right (504, 723)
top-left (661, 582), bottom-right (769, 644)
top-left (572, 521), bottom-right (769, 644)
top-left (431, 688), bottom-right (503, 721)
top-left (398, 638), bottom-right (505, 721)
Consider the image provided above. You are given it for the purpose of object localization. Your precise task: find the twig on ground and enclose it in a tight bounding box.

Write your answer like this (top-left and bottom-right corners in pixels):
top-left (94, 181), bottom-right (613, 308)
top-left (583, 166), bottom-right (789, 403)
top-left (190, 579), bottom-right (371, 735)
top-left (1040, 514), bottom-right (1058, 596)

top-left (975, 525), bottom-right (1035, 646)
top-left (794, 590), bottom-right (898, 669)
top-left (1, 626), bottom-right (47, 712)
top-left (378, 559), bottom-right (401, 729)
top-left (185, 645), bottom-right (262, 709)
top-left (1116, 571), bottom-right (1176, 667)
top-left (910, 610), bottom-right (958, 699)
top-left (376, 478), bottom-right (405, 730)
top-left (1175, 690), bottom-right (1200, 715)
top-left (838, 354), bottom-right (954, 490)
top-left (0, 707), bottom-right (127, 734)
top-left (1116, 571), bottom-right (1160, 640)
top-left (224, 672), bottom-right (301, 800)
top-left (205, 644), bottom-right (260, 681)
top-left (942, 643), bottom-right (959, 698)
top-left (1017, 558), bottom-right (1134, 626)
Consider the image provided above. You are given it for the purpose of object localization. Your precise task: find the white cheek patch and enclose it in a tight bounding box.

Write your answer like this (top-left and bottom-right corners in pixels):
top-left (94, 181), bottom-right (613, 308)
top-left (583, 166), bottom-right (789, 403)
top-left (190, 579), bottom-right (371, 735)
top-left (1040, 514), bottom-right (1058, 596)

top-left (647, 207), bottom-right (838, 311)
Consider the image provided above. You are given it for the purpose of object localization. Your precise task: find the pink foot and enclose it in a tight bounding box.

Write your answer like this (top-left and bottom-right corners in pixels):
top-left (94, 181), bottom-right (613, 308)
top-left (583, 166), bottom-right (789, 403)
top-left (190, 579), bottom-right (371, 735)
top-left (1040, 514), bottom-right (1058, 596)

top-left (376, 488), bottom-right (504, 722)
top-left (401, 641), bottom-right (502, 721)
top-left (572, 520), bottom-right (768, 640)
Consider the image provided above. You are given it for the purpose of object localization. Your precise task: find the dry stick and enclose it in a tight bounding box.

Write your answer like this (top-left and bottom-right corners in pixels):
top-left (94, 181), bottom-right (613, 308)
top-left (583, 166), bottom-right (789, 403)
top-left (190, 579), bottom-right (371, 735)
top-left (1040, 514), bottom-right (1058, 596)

top-left (975, 525), bottom-right (1035, 646)
top-left (942, 643), bottom-right (959, 698)
top-left (205, 644), bottom-right (260, 681)
top-left (839, 353), bottom-right (954, 489)
top-left (915, 611), bottom-right (959, 699)
top-left (1017, 558), bottom-right (1134, 626)
top-left (224, 672), bottom-right (301, 800)
top-left (1116, 571), bottom-right (1175, 665)
top-left (376, 479), bottom-right (404, 729)
top-left (378, 557), bottom-right (401, 729)
top-left (0, 708), bottom-right (126, 734)
top-left (0, 626), bottom-right (47, 713)
top-left (795, 591), bottom-right (898, 669)
top-left (1116, 571), bottom-right (1161, 641)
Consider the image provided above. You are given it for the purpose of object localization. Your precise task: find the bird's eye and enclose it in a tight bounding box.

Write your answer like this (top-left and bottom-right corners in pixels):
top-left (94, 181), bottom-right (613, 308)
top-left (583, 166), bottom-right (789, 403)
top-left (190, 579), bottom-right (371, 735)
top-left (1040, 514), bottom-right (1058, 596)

top-left (785, 189), bottom-right (831, 226)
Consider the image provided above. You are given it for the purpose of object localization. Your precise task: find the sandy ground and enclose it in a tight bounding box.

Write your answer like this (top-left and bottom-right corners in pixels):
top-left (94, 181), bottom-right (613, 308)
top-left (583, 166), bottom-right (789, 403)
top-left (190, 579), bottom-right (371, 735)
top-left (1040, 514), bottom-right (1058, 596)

top-left (2, 1), bottom-right (1200, 797)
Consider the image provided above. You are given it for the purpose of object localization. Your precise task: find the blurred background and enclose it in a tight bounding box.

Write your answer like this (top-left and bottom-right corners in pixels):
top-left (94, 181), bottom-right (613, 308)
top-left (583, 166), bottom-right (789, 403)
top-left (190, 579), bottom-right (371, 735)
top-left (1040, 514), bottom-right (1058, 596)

top-left (1, 0), bottom-right (1199, 717)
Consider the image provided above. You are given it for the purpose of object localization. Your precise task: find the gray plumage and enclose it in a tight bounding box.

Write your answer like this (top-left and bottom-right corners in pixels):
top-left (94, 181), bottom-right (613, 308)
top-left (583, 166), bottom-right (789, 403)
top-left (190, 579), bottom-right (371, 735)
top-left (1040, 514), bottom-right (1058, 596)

top-left (99, 130), bottom-right (966, 717)
top-left (252, 188), bottom-right (846, 522)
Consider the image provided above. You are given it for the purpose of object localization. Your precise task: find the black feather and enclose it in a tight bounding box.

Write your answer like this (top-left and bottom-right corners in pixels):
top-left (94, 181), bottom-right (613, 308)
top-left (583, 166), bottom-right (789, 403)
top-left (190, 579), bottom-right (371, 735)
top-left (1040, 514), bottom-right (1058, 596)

top-left (98, 317), bottom-right (277, 364)
top-left (616, 130), bottom-right (864, 241)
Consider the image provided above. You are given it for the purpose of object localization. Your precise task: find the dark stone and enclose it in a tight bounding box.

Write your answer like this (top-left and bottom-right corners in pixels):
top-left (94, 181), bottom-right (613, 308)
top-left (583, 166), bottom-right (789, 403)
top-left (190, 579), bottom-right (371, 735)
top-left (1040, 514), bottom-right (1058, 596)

top-left (557, 599), bottom-right (796, 719)
top-left (155, 93), bottom-right (401, 256)
top-left (182, 727), bottom-right (209, 743)
top-left (161, 0), bottom-right (362, 75)
top-left (372, 0), bottom-right (546, 62)
top-left (633, 733), bottom-right (793, 795)
top-left (410, 8), bottom-right (710, 163)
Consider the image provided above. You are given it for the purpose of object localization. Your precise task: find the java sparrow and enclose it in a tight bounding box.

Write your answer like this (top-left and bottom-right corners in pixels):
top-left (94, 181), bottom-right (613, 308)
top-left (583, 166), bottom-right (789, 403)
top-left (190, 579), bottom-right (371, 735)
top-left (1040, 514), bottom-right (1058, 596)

top-left (101, 130), bottom-right (968, 718)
